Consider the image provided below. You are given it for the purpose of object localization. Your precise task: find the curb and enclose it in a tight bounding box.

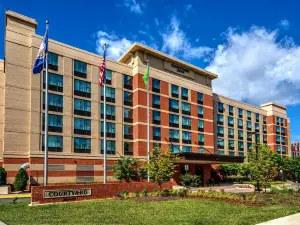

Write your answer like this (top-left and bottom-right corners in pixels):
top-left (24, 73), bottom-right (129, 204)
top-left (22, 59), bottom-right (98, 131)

top-left (0, 194), bottom-right (31, 199)
top-left (0, 221), bottom-right (7, 225)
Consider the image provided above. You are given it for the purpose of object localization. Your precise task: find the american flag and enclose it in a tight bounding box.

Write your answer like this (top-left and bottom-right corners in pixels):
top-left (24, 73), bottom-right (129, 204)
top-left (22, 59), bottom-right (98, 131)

top-left (98, 44), bottom-right (107, 86)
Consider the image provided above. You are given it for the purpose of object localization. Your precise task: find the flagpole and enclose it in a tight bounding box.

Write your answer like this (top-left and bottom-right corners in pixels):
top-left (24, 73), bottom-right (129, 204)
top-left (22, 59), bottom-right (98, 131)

top-left (44, 20), bottom-right (49, 186)
top-left (103, 43), bottom-right (107, 184)
top-left (147, 60), bottom-right (150, 182)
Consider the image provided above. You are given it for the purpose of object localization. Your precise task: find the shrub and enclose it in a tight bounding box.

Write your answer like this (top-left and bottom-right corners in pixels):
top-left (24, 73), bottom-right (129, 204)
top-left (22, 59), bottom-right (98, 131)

top-left (128, 192), bottom-right (137, 198)
top-left (134, 190), bottom-right (139, 196)
top-left (177, 189), bottom-right (187, 197)
top-left (13, 168), bottom-right (28, 191)
top-left (160, 189), bottom-right (170, 197)
top-left (170, 189), bottom-right (178, 196)
top-left (140, 189), bottom-right (148, 197)
top-left (0, 167), bottom-right (7, 186)
top-left (152, 189), bottom-right (160, 197)
top-left (180, 173), bottom-right (201, 188)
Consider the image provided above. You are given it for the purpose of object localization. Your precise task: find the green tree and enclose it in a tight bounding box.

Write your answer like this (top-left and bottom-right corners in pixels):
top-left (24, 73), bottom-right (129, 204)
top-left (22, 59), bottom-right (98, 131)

top-left (247, 144), bottom-right (276, 192)
top-left (270, 153), bottom-right (289, 180)
top-left (0, 167), bottom-right (7, 186)
top-left (148, 148), bottom-right (178, 192)
top-left (113, 156), bottom-right (140, 182)
top-left (287, 157), bottom-right (300, 181)
top-left (13, 168), bottom-right (28, 191)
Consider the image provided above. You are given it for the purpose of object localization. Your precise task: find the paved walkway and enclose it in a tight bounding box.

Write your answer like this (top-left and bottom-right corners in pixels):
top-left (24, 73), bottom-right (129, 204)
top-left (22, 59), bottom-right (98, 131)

top-left (257, 213), bottom-right (300, 225)
top-left (174, 184), bottom-right (255, 193)
top-left (0, 193), bottom-right (31, 199)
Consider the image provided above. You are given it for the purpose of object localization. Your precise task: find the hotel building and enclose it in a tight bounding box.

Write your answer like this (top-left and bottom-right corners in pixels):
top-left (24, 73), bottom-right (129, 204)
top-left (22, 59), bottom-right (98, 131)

top-left (0, 11), bottom-right (291, 185)
top-left (291, 142), bottom-right (300, 158)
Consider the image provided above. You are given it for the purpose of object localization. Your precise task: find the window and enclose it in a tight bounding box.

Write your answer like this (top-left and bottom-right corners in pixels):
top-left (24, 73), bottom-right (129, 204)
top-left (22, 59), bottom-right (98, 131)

top-left (281, 136), bottom-right (286, 145)
top-left (74, 60), bottom-right (87, 78)
top-left (48, 52), bottom-right (58, 71)
top-left (198, 120), bottom-right (204, 132)
top-left (217, 114), bottom-right (224, 125)
top-left (228, 140), bottom-right (234, 150)
top-left (74, 79), bottom-right (91, 98)
top-left (247, 111), bottom-right (252, 120)
top-left (182, 102), bottom-right (191, 115)
top-left (198, 106), bottom-right (204, 118)
top-left (101, 87), bottom-right (115, 103)
top-left (238, 130), bottom-right (243, 140)
top-left (217, 126), bottom-right (224, 137)
top-left (153, 127), bottom-right (161, 141)
top-left (247, 133), bottom-right (252, 142)
top-left (171, 84), bottom-right (179, 98)
top-left (256, 113), bottom-right (260, 122)
top-left (152, 94), bottom-right (160, 109)
top-left (74, 118), bottom-right (91, 135)
top-left (276, 145), bottom-right (281, 153)
top-left (152, 79), bottom-right (160, 93)
top-left (229, 151), bottom-right (235, 156)
top-left (182, 116), bottom-right (191, 130)
top-left (217, 138), bottom-right (224, 149)
top-left (229, 105), bottom-right (234, 115)
top-left (43, 93), bottom-right (63, 112)
top-left (74, 99), bottom-right (91, 116)
top-left (123, 74), bottom-right (132, 90)
top-left (238, 152), bottom-right (244, 157)
top-left (238, 119), bottom-right (243, 129)
top-left (169, 129), bottom-right (179, 142)
top-left (276, 135), bottom-right (281, 144)
top-left (124, 142), bottom-right (133, 155)
top-left (124, 125), bottom-right (133, 139)
top-left (182, 146), bottom-right (192, 152)
top-left (247, 143), bottom-right (253, 152)
top-left (43, 72), bottom-right (63, 92)
top-left (124, 91), bottom-right (133, 106)
top-left (43, 113), bottom-right (62, 133)
top-left (263, 125), bottom-right (267, 134)
top-left (101, 140), bottom-right (116, 155)
top-left (152, 110), bottom-right (160, 125)
top-left (170, 144), bottom-right (180, 153)
top-left (74, 137), bottom-right (91, 153)
top-left (197, 92), bottom-right (203, 104)
top-left (218, 102), bottom-right (224, 112)
top-left (281, 118), bottom-right (284, 126)
top-left (101, 104), bottom-right (115, 120)
top-left (228, 128), bottom-right (234, 138)
top-left (182, 131), bottom-right (191, 144)
top-left (124, 108), bottom-right (133, 123)
top-left (255, 134), bottom-right (260, 142)
top-left (169, 99), bottom-right (179, 112)
top-left (198, 133), bottom-right (204, 145)
top-left (228, 116), bottom-right (234, 127)
top-left (198, 146), bottom-right (205, 153)
top-left (105, 70), bottom-right (112, 85)
top-left (282, 146), bottom-right (286, 153)
top-left (238, 141), bottom-right (244, 151)
top-left (276, 126), bottom-right (280, 134)
top-left (247, 121), bottom-right (252, 131)
top-left (42, 135), bottom-right (63, 152)
top-left (281, 127), bottom-right (285, 135)
top-left (101, 122), bottom-right (116, 138)
top-left (169, 114), bottom-right (179, 128)
top-left (276, 117), bottom-right (280, 125)
top-left (255, 123), bottom-right (259, 132)
top-left (263, 135), bottom-right (267, 143)
top-left (263, 116), bottom-right (267, 124)
top-left (238, 108), bottom-right (243, 118)
top-left (181, 88), bottom-right (188, 100)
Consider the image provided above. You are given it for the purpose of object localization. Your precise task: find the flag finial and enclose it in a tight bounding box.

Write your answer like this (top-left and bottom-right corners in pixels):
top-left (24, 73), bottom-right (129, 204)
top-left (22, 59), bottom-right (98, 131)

top-left (46, 20), bottom-right (49, 24)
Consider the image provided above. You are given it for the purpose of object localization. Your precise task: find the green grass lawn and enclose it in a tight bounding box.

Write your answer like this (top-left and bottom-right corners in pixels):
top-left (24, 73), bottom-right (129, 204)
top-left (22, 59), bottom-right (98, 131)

top-left (0, 198), bottom-right (299, 225)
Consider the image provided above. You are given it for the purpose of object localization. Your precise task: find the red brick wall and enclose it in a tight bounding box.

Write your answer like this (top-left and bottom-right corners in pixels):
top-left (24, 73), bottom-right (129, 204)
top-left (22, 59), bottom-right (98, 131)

top-left (31, 182), bottom-right (172, 204)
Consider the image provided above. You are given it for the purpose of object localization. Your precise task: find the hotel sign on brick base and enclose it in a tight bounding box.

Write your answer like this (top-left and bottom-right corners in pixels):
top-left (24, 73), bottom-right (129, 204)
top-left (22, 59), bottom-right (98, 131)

top-left (163, 61), bottom-right (196, 80)
top-left (43, 188), bottom-right (92, 199)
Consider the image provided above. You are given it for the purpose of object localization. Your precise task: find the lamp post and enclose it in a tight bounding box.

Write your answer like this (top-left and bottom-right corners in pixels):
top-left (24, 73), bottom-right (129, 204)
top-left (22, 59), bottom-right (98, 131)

top-left (249, 131), bottom-right (260, 192)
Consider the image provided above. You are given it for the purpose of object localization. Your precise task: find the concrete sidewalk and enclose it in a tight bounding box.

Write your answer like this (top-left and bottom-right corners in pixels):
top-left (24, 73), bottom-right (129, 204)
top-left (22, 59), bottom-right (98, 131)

top-left (0, 193), bottom-right (31, 199)
top-left (257, 213), bottom-right (300, 225)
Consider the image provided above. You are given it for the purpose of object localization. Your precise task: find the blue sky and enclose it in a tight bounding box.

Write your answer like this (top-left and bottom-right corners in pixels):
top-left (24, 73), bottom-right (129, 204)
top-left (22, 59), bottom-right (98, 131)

top-left (0, 0), bottom-right (299, 141)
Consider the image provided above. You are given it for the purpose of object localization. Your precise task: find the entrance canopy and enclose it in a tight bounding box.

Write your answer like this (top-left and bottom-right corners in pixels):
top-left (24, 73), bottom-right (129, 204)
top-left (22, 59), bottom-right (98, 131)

top-left (177, 152), bottom-right (245, 164)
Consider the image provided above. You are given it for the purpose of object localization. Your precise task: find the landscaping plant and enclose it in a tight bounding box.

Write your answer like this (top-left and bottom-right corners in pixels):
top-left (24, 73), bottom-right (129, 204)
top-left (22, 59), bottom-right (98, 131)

top-left (13, 168), bottom-right (28, 191)
top-left (0, 166), bottom-right (7, 186)
top-left (180, 173), bottom-right (201, 188)
top-left (113, 157), bottom-right (140, 182)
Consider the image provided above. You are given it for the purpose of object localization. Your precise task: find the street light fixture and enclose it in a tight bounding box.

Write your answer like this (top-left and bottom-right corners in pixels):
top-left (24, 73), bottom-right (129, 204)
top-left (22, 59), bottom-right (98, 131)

top-left (249, 131), bottom-right (260, 192)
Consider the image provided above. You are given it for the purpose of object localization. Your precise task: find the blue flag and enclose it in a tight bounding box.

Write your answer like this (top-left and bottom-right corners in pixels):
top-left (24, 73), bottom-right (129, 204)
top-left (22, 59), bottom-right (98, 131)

top-left (32, 27), bottom-right (48, 74)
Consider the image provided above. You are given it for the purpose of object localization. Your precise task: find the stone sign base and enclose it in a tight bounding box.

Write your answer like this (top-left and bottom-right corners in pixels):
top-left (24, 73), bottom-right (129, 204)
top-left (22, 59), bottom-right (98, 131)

top-left (31, 182), bottom-right (172, 205)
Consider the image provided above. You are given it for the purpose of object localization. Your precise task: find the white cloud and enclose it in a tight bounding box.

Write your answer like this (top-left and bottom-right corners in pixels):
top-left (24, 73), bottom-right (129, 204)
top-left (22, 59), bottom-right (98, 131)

top-left (154, 18), bottom-right (160, 27)
top-left (161, 16), bottom-right (212, 59)
top-left (279, 19), bottom-right (290, 30)
top-left (206, 26), bottom-right (300, 106)
top-left (184, 4), bottom-right (192, 12)
top-left (96, 31), bottom-right (133, 60)
top-left (123, 0), bottom-right (143, 15)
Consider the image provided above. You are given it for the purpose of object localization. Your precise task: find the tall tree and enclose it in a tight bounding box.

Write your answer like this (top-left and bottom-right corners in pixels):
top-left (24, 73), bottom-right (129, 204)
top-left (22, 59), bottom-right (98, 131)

top-left (148, 148), bottom-right (178, 191)
top-left (113, 156), bottom-right (140, 182)
top-left (247, 144), bottom-right (276, 192)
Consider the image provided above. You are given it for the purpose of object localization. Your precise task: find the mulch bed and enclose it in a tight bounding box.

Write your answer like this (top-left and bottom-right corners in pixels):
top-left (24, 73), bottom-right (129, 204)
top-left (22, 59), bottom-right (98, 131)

top-left (131, 196), bottom-right (183, 202)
